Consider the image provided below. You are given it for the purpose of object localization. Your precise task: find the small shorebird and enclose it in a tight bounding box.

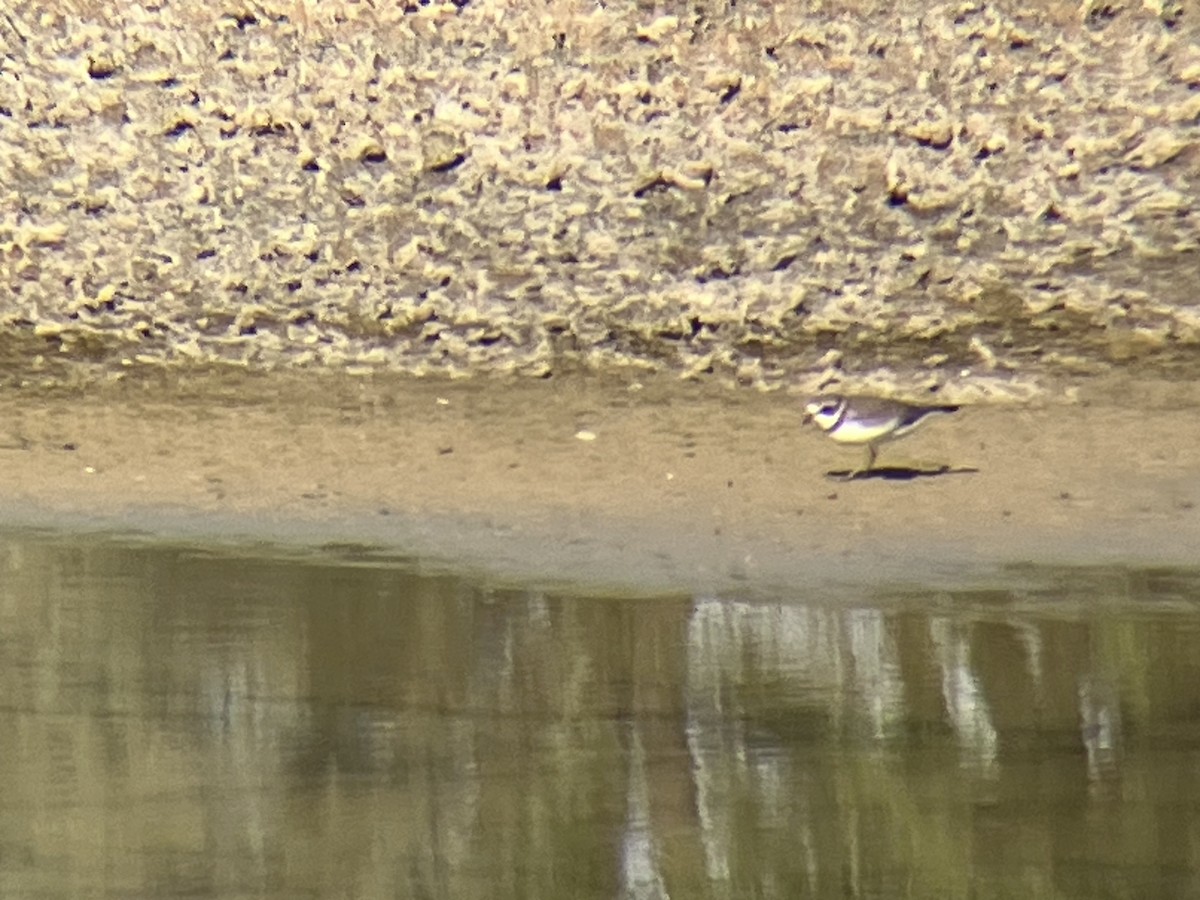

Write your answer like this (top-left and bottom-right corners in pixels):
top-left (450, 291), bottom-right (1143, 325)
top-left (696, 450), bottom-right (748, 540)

top-left (802, 395), bottom-right (960, 473)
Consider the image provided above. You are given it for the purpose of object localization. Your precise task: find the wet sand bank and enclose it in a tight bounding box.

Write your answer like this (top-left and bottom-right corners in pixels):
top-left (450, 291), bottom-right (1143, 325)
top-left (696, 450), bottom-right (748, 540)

top-left (6, 2), bottom-right (1200, 593)
top-left (1, 369), bottom-right (1196, 596)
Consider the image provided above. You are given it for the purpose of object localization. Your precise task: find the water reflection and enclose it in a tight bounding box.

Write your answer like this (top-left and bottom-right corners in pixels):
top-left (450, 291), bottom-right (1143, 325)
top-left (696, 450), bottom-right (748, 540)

top-left (1, 534), bottom-right (1199, 898)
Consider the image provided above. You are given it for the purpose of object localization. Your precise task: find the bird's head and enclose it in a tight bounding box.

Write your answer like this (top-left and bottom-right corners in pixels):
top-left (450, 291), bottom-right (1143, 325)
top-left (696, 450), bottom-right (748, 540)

top-left (802, 396), bottom-right (844, 430)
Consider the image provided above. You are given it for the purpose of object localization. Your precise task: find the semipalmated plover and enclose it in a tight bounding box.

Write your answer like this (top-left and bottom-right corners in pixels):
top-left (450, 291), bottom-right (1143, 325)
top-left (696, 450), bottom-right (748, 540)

top-left (802, 395), bottom-right (960, 473)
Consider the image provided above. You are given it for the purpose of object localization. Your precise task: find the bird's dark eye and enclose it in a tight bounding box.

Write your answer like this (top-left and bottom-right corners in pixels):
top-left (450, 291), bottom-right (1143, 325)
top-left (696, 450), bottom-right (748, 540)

top-left (820, 403), bottom-right (839, 415)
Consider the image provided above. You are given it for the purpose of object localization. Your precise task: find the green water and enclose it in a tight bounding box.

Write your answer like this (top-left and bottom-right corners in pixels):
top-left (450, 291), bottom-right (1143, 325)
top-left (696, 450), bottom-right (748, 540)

top-left (1, 532), bottom-right (1198, 899)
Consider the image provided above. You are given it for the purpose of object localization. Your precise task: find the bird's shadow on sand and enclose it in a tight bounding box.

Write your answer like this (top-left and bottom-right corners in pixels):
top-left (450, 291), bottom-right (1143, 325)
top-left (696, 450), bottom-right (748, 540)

top-left (825, 465), bottom-right (979, 482)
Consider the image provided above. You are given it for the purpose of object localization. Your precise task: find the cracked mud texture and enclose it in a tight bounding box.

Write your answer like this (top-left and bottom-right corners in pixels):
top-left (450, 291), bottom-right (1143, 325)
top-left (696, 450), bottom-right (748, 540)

top-left (1, 0), bottom-right (1198, 396)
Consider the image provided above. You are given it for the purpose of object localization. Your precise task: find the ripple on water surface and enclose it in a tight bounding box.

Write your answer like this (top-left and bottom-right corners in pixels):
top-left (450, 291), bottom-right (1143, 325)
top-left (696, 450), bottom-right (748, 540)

top-left (0, 532), bottom-right (1198, 899)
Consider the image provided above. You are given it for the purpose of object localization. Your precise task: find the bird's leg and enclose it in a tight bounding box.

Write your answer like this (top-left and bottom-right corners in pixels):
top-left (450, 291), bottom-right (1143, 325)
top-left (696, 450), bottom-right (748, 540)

top-left (851, 443), bottom-right (877, 479)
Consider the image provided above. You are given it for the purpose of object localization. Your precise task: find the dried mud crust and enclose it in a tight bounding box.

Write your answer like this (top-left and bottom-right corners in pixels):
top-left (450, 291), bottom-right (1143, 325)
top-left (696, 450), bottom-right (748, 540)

top-left (1, 1), bottom-right (1199, 390)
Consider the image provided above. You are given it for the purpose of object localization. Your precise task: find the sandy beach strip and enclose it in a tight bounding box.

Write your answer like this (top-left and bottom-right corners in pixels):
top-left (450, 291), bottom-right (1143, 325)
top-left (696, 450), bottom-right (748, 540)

top-left (0, 368), bottom-right (1196, 596)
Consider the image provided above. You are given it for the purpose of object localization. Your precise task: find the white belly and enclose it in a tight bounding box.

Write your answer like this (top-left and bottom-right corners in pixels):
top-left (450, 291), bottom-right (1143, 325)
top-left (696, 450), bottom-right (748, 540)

top-left (828, 417), bottom-right (907, 444)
